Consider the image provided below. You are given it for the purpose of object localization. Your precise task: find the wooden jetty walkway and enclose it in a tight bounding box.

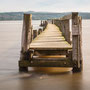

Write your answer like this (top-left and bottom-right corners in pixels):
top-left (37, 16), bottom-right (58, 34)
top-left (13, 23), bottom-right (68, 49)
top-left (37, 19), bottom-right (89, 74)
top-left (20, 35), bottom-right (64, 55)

top-left (19, 12), bottom-right (83, 72)
top-left (30, 24), bottom-right (72, 50)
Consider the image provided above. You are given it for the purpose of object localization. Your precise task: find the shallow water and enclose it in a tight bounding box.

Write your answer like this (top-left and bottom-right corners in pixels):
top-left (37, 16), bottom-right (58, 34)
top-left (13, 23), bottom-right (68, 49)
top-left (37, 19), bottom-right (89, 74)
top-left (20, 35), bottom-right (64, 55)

top-left (0, 20), bottom-right (90, 90)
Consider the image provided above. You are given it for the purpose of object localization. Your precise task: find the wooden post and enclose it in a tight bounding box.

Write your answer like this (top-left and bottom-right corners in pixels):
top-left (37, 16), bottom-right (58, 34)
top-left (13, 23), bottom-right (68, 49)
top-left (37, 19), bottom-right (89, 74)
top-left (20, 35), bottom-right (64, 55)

top-left (72, 12), bottom-right (83, 72)
top-left (43, 21), bottom-right (48, 30)
top-left (40, 20), bottom-right (43, 26)
top-left (33, 30), bottom-right (38, 39)
top-left (38, 28), bottom-right (43, 35)
top-left (52, 19), bottom-right (54, 24)
top-left (62, 20), bottom-right (71, 44)
top-left (54, 19), bottom-right (71, 44)
top-left (43, 21), bottom-right (45, 25)
top-left (19, 14), bottom-right (32, 71)
top-left (78, 16), bottom-right (83, 70)
top-left (45, 21), bottom-right (48, 28)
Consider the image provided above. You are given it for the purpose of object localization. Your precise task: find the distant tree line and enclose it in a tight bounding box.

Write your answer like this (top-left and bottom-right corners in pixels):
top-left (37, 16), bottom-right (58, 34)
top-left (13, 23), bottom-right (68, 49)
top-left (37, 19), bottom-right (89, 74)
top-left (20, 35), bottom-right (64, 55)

top-left (0, 11), bottom-right (90, 20)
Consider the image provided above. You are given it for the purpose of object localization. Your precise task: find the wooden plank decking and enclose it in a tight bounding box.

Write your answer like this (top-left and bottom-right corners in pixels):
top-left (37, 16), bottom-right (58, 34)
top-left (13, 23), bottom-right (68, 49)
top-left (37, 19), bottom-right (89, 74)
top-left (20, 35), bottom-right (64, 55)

top-left (29, 24), bottom-right (72, 50)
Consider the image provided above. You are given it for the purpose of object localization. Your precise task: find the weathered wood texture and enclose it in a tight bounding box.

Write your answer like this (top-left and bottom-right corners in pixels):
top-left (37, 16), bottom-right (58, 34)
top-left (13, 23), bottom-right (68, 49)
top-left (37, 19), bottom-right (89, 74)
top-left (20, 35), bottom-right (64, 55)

top-left (40, 20), bottom-right (43, 26)
top-left (60, 14), bottom-right (72, 20)
top-left (54, 19), bottom-right (71, 44)
top-left (34, 50), bottom-right (68, 55)
top-left (30, 24), bottom-right (72, 50)
top-left (19, 58), bottom-right (73, 67)
top-left (33, 30), bottom-right (38, 39)
top-left (72, 12), bottom-right (82, 68)
top-left (52, 19), bottom-right (54, 24)
top-left (38, 28), bottom-right (43, 35)
top-left (43, 21), bottom-right (48, 30)
top-left (20, 14), bottom-right (32, 60)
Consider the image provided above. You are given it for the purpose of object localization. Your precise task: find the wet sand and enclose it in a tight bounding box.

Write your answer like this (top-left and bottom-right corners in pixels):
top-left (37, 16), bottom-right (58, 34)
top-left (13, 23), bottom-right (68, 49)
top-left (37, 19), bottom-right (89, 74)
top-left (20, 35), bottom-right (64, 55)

top-left (0, 20), bottom-right (90, 90)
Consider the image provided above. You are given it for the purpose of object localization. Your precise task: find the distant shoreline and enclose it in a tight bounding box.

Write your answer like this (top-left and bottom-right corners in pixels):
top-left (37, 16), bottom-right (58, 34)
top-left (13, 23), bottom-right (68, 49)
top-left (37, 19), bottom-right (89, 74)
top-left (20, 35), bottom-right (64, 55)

top-left (0, 11), bottom-right (90, 20)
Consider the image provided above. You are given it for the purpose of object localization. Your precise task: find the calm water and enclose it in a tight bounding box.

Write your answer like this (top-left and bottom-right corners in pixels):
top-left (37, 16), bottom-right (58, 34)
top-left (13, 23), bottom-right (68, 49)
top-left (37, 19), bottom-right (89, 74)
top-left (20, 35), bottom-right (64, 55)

top-left (0, 20), bottom-right (90, 90)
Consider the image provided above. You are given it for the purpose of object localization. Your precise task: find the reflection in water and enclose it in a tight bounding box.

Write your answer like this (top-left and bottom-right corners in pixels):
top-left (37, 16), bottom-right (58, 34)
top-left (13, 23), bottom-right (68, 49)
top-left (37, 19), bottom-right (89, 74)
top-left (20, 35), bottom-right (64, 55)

top-left (33, 67), bottom-right (72, 73)
top-left (18, 68), bottom-right (83, 90)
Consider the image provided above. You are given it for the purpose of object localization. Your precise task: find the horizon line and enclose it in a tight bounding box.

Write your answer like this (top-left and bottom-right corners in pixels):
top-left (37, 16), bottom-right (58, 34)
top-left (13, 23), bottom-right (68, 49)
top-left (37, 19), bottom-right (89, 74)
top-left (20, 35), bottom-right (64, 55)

top-left (0, 10), bottom-right (90, 13)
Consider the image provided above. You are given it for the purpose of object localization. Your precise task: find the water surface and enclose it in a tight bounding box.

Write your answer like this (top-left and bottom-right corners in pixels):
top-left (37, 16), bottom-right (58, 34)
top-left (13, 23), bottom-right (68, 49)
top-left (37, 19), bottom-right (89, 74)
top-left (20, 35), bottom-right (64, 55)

top-left (0, 20), bottom-right (90, 90)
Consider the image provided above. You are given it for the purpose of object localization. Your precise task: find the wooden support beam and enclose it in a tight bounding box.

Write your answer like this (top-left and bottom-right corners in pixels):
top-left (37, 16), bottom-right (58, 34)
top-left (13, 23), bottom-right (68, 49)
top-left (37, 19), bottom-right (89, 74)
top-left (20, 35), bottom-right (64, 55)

top-left (52, 19), bottom-right (54, 24)
top-left (72, 12), bottom-right (83, 72)
top-left (38, 28), bottom-right (43, 35)
top-left (33, 30), bottom-right (38, 39)
top-left (19, 14), bottom-right (32, 71)
top-left (43, 21), bottom-right (48, 30)
top-left (78, 16), bottom-right (83, 69)
top-left (20, 14), bottom-right (32, 60)
top-left (40, 20), bottom-right (43, 26)
top-left (19, 58), bottom-right (73, 67)
top-left (34, 50), bottom-right (68, 56)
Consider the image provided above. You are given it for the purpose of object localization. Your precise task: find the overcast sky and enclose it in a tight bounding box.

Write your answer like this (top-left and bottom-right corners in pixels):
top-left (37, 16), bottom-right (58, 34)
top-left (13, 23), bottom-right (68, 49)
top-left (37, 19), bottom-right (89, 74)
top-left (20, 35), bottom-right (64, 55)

top-left (0, 0), bottom-right (90, 12)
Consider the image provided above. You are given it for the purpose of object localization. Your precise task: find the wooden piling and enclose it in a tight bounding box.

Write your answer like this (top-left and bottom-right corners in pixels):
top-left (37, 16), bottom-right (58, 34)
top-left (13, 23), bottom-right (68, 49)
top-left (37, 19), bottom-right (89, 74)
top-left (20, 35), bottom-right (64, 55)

top-left (52, 19), bottom-right (54, 24)
top-left (21, 14), bottom-right (32, 53)
top-left (43, 21), bottom-right (48, 30)
top-left (19, 14), bottom-right (32, 71)
top-left (72, 12), bottom-right (82, 72)
top-left (40, 20), bottom-right (43, 26)
top-left (38, 28), bottom-right (43, 35)
top-left (33, 30), bottom-right (38, 39)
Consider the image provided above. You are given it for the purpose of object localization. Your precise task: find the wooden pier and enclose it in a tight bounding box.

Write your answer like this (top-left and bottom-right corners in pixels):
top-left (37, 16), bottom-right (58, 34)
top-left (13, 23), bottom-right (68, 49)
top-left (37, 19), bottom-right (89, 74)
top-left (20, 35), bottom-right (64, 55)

top-left (19, 12), bottom-right (83, 72)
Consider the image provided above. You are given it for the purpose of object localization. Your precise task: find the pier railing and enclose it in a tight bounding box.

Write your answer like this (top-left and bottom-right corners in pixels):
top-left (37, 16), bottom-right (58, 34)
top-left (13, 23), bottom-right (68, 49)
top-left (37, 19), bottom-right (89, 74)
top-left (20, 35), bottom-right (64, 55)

top-left (51, 12), bottom-right (83, 71)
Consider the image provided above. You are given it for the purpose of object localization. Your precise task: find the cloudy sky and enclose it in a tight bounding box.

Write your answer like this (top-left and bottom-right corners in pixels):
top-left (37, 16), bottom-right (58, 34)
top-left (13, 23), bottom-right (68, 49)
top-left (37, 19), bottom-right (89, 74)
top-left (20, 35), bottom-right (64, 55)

top-left (0, 0), bottom-right (90, 12)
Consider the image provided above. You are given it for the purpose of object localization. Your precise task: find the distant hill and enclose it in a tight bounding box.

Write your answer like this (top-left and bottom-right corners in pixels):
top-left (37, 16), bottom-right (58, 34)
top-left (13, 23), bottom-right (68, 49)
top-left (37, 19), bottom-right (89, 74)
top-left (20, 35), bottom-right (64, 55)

top-left (0, 11), bottom-right (90, 20)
